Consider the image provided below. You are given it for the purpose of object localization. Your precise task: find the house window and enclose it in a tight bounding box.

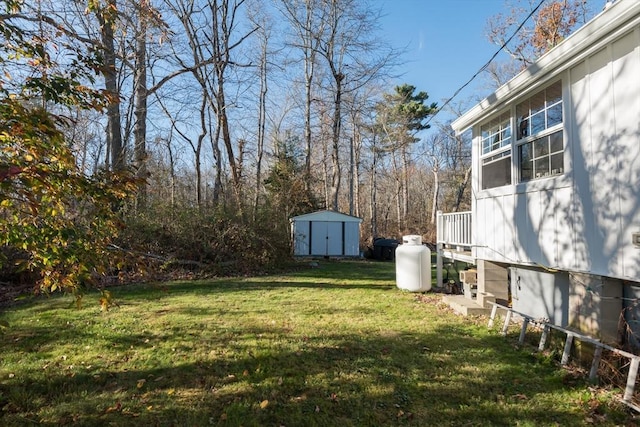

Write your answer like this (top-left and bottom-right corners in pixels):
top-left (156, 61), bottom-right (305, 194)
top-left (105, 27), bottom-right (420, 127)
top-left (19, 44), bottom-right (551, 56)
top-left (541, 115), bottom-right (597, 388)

top-left (481, 112), bottom-right (511, 155)
top-left (515, 81), bottom-right (563, 182)
top-left (519, 130), bottom-right (563, 180)
top-left (480, 112), bottom-right (511, 189)
top-left (482, 151), bottom-right (511, 190)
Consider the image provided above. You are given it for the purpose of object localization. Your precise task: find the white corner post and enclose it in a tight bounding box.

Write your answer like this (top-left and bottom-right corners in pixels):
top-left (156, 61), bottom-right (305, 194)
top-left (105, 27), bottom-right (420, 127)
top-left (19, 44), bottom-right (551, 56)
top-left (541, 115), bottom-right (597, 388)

top-left (436, 211), bottom-right (443, 288)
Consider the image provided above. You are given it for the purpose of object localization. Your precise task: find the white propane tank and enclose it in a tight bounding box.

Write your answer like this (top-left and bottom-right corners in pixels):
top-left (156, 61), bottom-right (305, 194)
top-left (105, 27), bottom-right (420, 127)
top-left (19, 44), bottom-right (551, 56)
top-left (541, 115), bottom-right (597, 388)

top-left (395, 235), bottom-right (431, 292)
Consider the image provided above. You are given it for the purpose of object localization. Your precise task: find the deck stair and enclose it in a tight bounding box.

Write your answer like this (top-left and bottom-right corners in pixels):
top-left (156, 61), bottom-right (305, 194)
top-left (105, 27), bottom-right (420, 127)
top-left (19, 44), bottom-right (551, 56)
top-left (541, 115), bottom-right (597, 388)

top-left (442, 268), bottom-right (495, 316)
top-left (442, 294), bottom-right (490, 316)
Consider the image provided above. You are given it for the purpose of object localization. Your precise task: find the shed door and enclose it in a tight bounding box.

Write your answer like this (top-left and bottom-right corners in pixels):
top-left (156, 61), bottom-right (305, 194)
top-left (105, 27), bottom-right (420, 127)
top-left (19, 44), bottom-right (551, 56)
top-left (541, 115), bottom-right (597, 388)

top-left (310, 221), bottom-right (343, 256)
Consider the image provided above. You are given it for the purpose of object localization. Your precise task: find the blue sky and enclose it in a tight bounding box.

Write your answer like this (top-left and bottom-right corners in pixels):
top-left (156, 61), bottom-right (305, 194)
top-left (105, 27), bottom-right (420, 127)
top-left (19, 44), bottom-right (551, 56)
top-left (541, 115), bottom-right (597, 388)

top-left (379, 0), bottom-right (513, 119)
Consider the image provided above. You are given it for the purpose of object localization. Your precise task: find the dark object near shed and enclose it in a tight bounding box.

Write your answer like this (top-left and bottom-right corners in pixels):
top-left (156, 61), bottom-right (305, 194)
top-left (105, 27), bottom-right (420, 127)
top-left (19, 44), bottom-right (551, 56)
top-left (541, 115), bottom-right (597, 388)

top-left (370, 238), bottom-right (398, 261)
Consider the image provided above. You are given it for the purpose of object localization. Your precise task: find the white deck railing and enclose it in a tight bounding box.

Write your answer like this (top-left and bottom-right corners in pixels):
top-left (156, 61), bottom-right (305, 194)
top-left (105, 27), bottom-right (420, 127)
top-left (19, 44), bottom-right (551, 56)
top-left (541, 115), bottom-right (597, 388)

top-left (435, 211), bottom-right (474, 287)
top-left (436, 210), bottom-right (472, 247)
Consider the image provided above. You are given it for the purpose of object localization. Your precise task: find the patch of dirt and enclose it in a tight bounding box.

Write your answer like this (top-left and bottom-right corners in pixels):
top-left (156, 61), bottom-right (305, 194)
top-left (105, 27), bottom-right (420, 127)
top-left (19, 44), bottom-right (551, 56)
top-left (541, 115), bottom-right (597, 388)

top-left (0, 282), bottom-right (36, 309)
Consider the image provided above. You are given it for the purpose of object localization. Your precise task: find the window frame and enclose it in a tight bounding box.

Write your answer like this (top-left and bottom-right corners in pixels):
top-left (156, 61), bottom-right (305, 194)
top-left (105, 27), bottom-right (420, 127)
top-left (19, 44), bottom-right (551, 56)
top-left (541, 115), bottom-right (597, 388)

top-left (479, 112), bottom-right (512, 190)
top-left (514, 80), bottom-right (565, 183)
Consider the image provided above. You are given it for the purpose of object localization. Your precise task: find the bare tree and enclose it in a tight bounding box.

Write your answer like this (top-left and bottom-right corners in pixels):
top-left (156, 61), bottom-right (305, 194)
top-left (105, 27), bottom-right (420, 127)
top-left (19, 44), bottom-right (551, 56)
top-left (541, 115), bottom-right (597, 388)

top-left (485, 0), bottom-right (594, 86)
top-left (245, 3), bottom-right (275, 219)
top-left (312, 0), bottom-right (396, 211)
top-left (277, 0), bottom-right (326, 193)
top-left (207, 0), bottom-right (258, 205)
top-left (130, 0), bottom-right (168, 208)
top-left (86, 0), bottom-right (126, 171)
top-left (156, 92), bottom-right (207, 205)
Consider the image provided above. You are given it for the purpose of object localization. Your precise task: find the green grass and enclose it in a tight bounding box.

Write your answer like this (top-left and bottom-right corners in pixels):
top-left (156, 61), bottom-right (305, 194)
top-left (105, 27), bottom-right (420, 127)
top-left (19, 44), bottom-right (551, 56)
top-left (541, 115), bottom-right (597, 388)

top-left (0, 260), bottom-right (636, 426)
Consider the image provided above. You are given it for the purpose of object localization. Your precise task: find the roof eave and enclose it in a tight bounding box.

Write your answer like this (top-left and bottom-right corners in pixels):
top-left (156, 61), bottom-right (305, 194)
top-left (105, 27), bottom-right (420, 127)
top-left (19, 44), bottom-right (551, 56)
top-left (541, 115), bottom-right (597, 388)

top-left (451, 0), bottom-right (640, 134)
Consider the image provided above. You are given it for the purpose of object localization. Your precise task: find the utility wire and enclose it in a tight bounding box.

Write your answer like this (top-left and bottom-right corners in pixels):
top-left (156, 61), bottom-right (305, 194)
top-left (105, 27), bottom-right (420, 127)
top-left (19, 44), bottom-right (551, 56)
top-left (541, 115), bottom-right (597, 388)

top-left (425, 0), bottom-right (547, 128)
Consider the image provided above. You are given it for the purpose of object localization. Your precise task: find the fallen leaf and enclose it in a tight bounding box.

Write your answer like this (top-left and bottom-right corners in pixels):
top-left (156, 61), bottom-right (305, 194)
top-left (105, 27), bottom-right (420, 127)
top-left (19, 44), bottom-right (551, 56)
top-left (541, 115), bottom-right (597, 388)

top-left (137, 379), bottom-right (146, 389)
top-left (260, 400), bottom-right (269, 409)
top-left (104, 402), bottom-right (122, 414)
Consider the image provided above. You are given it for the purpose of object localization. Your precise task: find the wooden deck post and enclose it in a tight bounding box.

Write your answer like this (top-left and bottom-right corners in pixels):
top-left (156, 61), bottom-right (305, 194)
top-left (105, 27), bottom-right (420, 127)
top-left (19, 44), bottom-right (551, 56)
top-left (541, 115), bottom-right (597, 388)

top-left (538, 325), bottom-right (550, 351)
top-left (518, 318), bottom-right (530, 344)
top-left (488, 304), bottom-right (498, 328)
top-left (436, 211), bottom-right (443, 289)
top-left (501, 310), bottom-right (512, 335)
top-left (623, 357), bottom-right (640, 403)
top-left (436, 243), bottom-right (443, 290)
top-left (589, 346), bottom-right (603, 383)
top-left (561, 333), bottom-right (574, 365)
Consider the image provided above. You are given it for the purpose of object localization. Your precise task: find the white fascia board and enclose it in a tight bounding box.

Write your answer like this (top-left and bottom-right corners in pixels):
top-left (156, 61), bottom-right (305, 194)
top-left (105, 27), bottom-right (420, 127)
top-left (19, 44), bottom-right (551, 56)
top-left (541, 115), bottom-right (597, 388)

top-left (290, 210), bottom-right (363, 223)
top-left (451, 0), bottom-right (640, 134)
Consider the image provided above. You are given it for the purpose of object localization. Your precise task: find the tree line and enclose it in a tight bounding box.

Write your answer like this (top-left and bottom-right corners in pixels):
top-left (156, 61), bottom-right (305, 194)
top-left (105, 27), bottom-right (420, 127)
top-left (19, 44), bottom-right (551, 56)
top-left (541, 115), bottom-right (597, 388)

top-left (0, 0), bottom-right (590, 295)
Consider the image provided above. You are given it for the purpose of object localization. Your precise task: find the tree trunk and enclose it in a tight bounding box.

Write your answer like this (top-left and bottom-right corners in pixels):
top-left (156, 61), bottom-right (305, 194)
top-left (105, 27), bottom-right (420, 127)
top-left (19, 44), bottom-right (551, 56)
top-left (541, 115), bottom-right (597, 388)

top-left (254, 31), bottom-right (268, 219)
top-left (431, 164), bottom-right (440, 224)
top-left (303, 27), bottom-right (314, 192)
top-left (216, 86), bottom-right (240, 202)
top-left (401, 145), bottom-right (409, 221)
top-left (164, 135), bottom-right (176, 209)
top-left (211, 109), bottom-right (223, 204)
top-left (453, 166), bottom-right (472, 212)
top-left (133, 1), bottom-right (148, 208)
top-left (96, 0), bottom-right (124, 171)
top-left (195, 96), bottom-right (207, 207)
top-left (369, 134), bottom-right (378, 242)
top-left (391, 151), bottom-right (402, 235)
top-left (329, 74), bottom-right (343, 211)
top-left (322, 132), bottom-right (329, 209)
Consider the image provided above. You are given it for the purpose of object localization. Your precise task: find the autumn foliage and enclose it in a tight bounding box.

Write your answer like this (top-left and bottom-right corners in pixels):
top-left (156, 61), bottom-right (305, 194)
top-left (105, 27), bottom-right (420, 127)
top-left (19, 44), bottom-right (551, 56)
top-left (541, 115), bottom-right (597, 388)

top-left (0, 100), bottom-right (136, 294)
top-left (532, 1), bottom-right (579, 53)
top-left (0, 1), bottom-right (135, 295)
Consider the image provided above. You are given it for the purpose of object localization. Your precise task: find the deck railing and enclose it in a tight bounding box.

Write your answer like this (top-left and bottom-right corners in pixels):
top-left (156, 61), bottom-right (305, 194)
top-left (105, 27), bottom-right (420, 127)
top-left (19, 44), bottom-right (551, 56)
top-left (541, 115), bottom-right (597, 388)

top-left (436, 210), bottom-right (472, 248)
top-left (435, 211), bottom-right (473, 288)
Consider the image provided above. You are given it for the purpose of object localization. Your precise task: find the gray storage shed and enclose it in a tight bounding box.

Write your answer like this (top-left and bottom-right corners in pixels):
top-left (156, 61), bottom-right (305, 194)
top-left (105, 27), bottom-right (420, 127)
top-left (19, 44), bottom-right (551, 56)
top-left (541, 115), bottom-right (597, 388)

top-left (290, 210), bottom-right (362, 257)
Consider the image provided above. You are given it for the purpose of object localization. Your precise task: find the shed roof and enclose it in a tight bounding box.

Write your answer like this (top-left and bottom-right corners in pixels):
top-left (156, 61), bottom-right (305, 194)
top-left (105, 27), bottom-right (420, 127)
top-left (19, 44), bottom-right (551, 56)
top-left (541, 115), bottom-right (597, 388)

top-left (451, 0), bottom-right (640, 133)
top-left (290, 210), bottom-right (363, 223)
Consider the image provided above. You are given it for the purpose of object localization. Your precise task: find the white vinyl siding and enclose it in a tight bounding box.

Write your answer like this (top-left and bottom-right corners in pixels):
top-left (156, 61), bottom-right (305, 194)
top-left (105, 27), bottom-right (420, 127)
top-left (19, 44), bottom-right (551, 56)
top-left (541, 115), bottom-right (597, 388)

top-left (470, 20), bottom-right (640, 282)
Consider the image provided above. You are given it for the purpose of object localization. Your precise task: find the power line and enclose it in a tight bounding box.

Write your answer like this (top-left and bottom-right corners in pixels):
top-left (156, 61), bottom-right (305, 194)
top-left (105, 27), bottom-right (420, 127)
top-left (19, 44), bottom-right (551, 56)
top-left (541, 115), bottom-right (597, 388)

top-left (425, 0), bottom-right (547, 128)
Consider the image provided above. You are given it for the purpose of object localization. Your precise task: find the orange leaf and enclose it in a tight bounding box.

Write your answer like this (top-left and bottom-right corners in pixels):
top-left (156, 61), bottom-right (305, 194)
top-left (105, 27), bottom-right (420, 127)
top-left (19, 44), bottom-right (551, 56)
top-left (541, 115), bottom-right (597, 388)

top-left (104, 402), bottom-right (122, 413)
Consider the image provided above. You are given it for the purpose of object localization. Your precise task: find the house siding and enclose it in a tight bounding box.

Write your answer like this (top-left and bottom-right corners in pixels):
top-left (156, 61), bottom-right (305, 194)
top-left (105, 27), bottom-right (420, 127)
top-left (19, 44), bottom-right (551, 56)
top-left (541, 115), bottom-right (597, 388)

top-left (473, 20), bottom-right (640, 283)
top-left (568, 27), bottom-right (640, 280)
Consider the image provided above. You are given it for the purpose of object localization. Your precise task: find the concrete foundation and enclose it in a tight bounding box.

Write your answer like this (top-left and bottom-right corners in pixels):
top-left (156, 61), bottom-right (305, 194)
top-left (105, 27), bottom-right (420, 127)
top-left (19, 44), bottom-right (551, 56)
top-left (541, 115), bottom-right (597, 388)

top-left (569, 273), bottom-right (623, 344)
top-left (477, 260), bottom-right (509, 304)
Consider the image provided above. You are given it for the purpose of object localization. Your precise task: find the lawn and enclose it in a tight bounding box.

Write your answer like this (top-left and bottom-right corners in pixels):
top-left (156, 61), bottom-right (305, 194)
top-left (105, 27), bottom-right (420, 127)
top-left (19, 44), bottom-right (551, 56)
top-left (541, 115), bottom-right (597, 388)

top-left (0, 260), bottom-right (636, 426)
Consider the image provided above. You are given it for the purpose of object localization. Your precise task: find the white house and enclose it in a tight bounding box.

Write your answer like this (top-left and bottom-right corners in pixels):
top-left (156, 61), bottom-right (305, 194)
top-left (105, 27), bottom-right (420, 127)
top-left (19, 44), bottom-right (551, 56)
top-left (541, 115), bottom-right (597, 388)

top-left (290, 210), bottom-right (362, 257)
top-left (439, 0), bottom-right (640, 347)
